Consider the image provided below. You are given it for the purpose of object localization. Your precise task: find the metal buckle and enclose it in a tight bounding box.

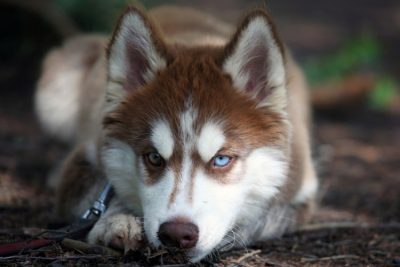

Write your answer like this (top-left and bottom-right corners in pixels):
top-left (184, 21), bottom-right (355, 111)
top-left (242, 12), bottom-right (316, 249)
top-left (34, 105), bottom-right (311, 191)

top-left (81, 183), bottom-right (114, 220)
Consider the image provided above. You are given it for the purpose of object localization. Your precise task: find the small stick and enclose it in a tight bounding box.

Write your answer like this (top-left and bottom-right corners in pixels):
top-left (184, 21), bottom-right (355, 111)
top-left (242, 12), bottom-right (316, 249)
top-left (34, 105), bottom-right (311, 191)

top-left (301, 254), bottom-right (360, 262)
top-left (0, 254), bottom-right (114, 262)
top-left (146, 249), bottom-right (169, 259)
top-left (234, 249), bottom-right (261, 264)
top-left (61, 238), bottom-right (121, 257)
top-left (296, 222), bottom-right (369, 232)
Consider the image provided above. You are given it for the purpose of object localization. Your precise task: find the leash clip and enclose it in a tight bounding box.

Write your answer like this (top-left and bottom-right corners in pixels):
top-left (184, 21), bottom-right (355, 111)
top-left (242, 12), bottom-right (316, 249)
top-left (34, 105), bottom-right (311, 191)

top-left (81, 183), bottom-right (114, 220)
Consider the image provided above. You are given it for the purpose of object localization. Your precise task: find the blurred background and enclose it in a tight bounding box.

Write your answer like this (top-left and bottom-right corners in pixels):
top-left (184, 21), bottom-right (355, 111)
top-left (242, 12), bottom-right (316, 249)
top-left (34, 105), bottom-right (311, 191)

top-left (0, 0), bottom-right (399, 265)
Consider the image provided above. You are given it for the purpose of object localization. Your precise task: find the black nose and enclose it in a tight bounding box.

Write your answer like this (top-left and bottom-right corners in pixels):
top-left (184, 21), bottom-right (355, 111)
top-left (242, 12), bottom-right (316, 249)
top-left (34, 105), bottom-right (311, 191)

top-left (158, 220), bottom-right (199, 249)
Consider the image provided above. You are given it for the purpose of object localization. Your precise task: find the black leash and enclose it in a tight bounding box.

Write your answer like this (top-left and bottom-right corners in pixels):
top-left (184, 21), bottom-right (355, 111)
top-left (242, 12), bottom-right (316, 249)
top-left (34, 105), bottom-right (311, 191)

top-left (0, 183), bottom-right (114, 256)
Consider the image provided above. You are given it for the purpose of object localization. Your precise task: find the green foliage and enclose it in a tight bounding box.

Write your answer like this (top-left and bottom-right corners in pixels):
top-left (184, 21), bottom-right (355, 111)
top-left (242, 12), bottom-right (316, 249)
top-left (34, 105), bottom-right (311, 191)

top-left (368, 77), bottom-right (397, 110)
top-left (304, 33), bottom-right (399, 110)
top-left (304, 33), bottom-right (381, 85)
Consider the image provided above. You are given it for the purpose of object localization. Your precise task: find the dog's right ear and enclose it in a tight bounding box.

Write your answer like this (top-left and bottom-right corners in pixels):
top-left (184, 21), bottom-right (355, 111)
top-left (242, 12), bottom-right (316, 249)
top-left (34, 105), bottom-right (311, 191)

top-left (106, 7), bottom-right (168, 111)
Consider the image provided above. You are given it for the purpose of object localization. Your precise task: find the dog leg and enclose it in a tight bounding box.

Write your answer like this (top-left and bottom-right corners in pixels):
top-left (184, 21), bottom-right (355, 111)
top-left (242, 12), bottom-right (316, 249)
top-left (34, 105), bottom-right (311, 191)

top-left (87, 200), bottom-right (144, 253)
top-left (55, 143), bottom-right (104, 219)
top-left (56, 144), bottom-right (144, 252)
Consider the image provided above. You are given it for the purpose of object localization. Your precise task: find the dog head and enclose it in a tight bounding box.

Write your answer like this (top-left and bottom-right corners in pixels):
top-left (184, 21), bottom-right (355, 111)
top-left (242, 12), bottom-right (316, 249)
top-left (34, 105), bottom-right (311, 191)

top-left (101, 7), bottom-right (290, 262)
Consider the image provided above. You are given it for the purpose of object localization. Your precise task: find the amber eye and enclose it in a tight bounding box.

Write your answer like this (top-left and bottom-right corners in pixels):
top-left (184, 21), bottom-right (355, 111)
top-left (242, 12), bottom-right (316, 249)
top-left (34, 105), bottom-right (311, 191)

top-left (145, 152), bottom-right (164, 167)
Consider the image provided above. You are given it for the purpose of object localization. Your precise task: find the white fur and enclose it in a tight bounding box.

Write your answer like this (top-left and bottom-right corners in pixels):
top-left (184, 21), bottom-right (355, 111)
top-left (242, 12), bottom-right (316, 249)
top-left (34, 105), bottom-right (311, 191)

top-left (179, 100), bottom-right (197, 144)
top-left (101, 138), bottom-right (142, 214)
top-left (188, 165), bottom-right (246, 261)
top-left (35, 6), bottom-right (317, 263)
top-left (139, 153), bottom-right (248, 260)
top-left (87, 200), bottom-right (142, 253)
top-left (192, 148), bottom-right (288, 261)
top-left (223, 17), bottom-right (287, 111)
top-left (232, 148), bottom-right (289, 242)
top-left (151, 119), bottom-right (174, 159)
top-left (142, 151), bottom-right (195, 247)
top-left (98, 14), bottom-right (297, 263)
top-left (106, 12), bottom-right (166, 112)
top-left (257, 204), bottom-right (296, 240)
top-left (142, 104), bottom-right (198, 242)
top-left (128, 121), bottom-right (288, 262)
top-left (245, 148), bottom-right (288, 200)
top-left (140, 167), bottom-right (176, 246)
top-left (84, 141), bottom-right (99, 166)
top-left (197, 122), bottom-right (226, 162)
top-left (140, 103), bottom-right (200, 247)
top-left (293, 162), bottom-right (318, 204)
top-left (101, 108), bottom-right (290, 262)
top-left (35, 65), bottom-right (81, 142)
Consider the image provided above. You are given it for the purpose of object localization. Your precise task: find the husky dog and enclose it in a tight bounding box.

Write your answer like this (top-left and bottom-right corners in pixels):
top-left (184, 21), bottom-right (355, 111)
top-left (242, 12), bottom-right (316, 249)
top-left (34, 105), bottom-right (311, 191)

top-left (35, 6), bottom-right (318, 262)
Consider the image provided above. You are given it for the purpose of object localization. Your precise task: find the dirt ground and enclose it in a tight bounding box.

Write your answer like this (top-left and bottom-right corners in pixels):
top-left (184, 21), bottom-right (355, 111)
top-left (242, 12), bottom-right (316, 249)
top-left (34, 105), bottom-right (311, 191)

top-left (0, 1), bottom-right (399, 266)
top-left (1, 102), bottom-right (399, 266)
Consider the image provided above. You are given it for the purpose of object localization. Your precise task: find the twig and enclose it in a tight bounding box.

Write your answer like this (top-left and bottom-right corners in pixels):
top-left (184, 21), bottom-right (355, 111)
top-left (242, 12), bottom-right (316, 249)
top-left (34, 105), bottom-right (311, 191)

top-left (296, 222), bottom-right (400, 233)
top-left (0, 254), bottom-right (114, 262)
top-left (263, 258), bottom-right (284, 267)
top-left (61, 238), bottom-right (121, 257)
top-left (301, 254), bottom-right (360, 262)
top-left (153, 265), bottom-right (192, 267)
top-left (296, 222), bottom-right (369, 232)
top-left (234, 249), bottom-right (261, 264)
top-left (145, 248), bottom-right (169, 259)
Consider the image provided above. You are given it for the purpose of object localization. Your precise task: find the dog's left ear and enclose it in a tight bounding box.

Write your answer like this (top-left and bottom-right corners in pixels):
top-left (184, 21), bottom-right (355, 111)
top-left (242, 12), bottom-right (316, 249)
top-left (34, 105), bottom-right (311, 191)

top-left (222, 10), bottom-right (286, 111)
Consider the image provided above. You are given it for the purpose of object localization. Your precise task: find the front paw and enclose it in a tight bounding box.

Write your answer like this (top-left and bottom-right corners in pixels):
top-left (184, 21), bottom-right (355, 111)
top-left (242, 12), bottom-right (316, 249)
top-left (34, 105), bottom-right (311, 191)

top-left (87, 214), bottom-right (143, 253)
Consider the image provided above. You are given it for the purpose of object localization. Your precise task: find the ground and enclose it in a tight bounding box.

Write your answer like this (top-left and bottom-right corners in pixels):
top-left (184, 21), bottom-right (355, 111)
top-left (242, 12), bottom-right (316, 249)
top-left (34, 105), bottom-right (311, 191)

top-left (0, 1), bottom-right (399, 266)
top-left (1, 103), bottom-right (399, 266)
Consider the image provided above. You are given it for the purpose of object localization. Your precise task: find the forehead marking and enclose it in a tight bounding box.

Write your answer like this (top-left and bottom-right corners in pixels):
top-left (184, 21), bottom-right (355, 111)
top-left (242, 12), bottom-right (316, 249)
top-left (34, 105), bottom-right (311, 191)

top-left (188, 160), bottom-right (197, 203)
top-left (180, 101), bottom-right (197, 143)
top-left (150, 119), bottom-right (174, 159)
top-left (168, 151), bottom-right (194, 207)
top-left (197, 122), bottom-right (226, 162)
top-left (168, 100), bottom-right (198, 207)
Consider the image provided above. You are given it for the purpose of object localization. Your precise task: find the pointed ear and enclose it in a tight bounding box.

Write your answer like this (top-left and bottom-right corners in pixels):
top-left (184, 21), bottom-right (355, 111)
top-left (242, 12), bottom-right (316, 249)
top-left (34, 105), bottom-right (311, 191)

top-left (106, 7), bottom-right (168, 111)
top-left (222, 10), bottom-right (287, 111)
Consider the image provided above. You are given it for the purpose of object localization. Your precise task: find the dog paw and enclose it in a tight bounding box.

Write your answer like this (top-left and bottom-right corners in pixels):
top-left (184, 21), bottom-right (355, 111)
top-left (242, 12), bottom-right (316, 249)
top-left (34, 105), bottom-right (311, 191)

top-left (87, 214), bottom-right (143, 253)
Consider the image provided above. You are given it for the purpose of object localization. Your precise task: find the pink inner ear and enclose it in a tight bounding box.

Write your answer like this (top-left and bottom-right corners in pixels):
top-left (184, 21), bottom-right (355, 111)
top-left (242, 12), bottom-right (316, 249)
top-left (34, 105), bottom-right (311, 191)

top-left (124, 29), bottom-right (151, 91)
top-left (242, 37), bottom-right (270, 101)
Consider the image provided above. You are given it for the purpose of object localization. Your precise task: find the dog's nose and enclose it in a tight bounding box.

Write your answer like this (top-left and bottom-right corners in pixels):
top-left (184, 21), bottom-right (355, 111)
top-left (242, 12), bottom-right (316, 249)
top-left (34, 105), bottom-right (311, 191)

top-left (158, 220), bottom-right (199, 249)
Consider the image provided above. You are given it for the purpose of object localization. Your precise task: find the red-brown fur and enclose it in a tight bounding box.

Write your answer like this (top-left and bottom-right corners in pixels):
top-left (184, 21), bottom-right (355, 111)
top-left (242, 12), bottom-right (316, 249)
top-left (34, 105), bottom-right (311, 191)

top-left (103, 49), bottom-right (287, 183)
top-left (35, 6), bottom-right (317, 256)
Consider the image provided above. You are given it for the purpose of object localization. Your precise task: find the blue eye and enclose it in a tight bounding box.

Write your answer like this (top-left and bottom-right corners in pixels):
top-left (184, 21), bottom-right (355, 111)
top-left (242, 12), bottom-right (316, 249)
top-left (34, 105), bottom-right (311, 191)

top-left (213, 155), bottom-right (232, 167)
